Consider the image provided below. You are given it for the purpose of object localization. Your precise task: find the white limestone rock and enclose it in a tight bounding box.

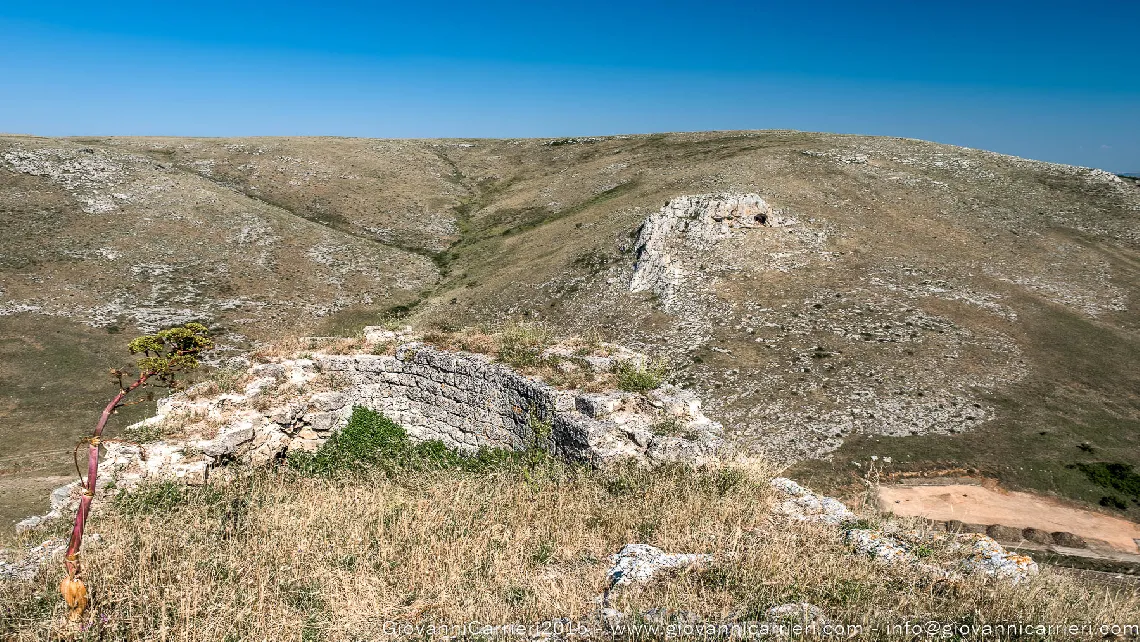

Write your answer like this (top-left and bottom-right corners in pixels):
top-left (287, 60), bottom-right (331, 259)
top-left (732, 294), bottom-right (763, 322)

top-left (606, 544), bottom-right (712, 588)
top-left (0, 538), bottom-right (68, 581)
top-left (765, 602), bottom-right (828, 627)
top-left (202, 421), bottom-right (256, 458)
top-left (770, 477), bottom-right (856, 525)
top-left (630, 194), bottom-right (774, 306)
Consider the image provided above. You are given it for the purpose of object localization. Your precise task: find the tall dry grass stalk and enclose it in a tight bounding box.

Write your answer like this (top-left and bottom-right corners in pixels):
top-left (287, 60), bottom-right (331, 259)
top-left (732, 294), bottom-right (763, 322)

top-left (2, 459), bottom-right (1137, 640)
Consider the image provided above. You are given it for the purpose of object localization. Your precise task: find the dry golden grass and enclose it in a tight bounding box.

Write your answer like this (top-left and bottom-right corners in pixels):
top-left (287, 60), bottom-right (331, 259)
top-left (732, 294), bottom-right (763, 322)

top-left (420, 324), bottom-right (626, 393)
top-left (3, 458), bottom-right (1137, 641)
top-left (250, 336), bottom-right (371, 363)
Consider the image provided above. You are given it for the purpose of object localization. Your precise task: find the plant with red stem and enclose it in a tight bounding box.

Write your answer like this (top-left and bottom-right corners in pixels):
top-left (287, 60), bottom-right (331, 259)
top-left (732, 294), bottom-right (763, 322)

top-left (60, 322), bottom-right (214, 621)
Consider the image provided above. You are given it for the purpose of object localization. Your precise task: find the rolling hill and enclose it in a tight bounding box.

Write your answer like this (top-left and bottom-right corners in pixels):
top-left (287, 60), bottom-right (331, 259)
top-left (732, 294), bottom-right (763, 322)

top-left (1, 130), bottom-right (1138, 527)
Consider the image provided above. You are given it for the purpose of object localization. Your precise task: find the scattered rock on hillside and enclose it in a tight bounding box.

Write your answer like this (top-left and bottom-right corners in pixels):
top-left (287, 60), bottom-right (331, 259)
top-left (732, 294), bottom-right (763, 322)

top-left (605, 544), bottom-right (712, 588)
top-left (0, 537), bottom-right (76, 581)
top-left (765, 602), bottom-right (828, 627)
top-left (770, 478), bottom-right (1038, 583)
top-left (962, 537), bottom-right (1039, 582)
top-left (770, 477), bottom-right (856, 525)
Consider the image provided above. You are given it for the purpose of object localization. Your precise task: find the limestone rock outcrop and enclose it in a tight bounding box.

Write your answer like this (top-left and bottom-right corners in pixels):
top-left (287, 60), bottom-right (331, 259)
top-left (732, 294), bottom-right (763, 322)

top-left (630, 193), bottom-right (787, 308)
top-left (65, 335), bottom-right (730, 500)
top-left (605, 544), bottom-right (712, 588)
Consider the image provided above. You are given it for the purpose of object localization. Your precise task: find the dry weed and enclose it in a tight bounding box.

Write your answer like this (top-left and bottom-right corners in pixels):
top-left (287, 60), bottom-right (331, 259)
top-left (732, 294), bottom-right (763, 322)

top-left (2, 459), bottom-right (1135, 640)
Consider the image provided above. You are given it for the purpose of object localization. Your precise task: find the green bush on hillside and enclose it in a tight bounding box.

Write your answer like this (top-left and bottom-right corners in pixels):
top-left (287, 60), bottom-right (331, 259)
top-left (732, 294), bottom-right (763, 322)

top-left (1075, 462), bottom-right (1140, 510)
top-left (287, 407), bottom-right (553, 477)
top-left (1074, 462), bottom-right (1140, 498)
top-left (613, 359), bottom-right (669, 393)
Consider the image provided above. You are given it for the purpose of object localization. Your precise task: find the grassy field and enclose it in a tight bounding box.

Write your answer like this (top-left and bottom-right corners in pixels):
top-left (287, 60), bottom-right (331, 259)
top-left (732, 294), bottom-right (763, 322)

top-left (3, 410), bottom-right (1136, 640)
top-left (792, 295), bottom-right (1140, 519)
top-left (0, 315), bottom-right (159, 530)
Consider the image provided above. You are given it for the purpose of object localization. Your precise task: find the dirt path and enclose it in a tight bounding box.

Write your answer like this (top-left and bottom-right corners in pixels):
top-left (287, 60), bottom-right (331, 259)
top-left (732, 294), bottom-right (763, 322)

top-left (879, 483), bottom-right (1140, 553)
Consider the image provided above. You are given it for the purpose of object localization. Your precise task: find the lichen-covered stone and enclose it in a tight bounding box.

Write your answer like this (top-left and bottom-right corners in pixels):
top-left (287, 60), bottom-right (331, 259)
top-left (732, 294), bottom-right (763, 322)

top-left (962, 536), bottom-right (1039, 582)
top-left (605, 544), bottom-right (712, 588)
top-left (770, 477), bottom-right (856, 525)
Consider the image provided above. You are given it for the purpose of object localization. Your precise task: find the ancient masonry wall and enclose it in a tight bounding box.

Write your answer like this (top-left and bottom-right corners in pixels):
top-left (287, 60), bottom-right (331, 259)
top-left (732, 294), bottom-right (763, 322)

top-left (310, 344), bottom-right (726, 465)
top-left (59, 341), bottom-right (730, 505)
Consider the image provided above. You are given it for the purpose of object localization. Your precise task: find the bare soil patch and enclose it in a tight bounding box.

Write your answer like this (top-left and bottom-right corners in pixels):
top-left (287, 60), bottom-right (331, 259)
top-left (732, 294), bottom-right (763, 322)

top-left (879, 483), bottom-right (1140, 553)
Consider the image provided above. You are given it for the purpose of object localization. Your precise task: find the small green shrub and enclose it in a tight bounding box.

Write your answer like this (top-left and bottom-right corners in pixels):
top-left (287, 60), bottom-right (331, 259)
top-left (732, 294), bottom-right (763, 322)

top-left (121, 420), bottom-right (168, 443)
top-left (497, 322), bottom-right (552, 368)
top-left (1075, 462), bottom-right (1140, 500)
top-left (613, 359), bottom-right (669, 392)
top-left (288, 407), bottom-right (556, 477)
top-left (651, 415), bottom-right (683, 436)
top-left (527, 412), bottom-right (553, 447)
top-left (846, 518), bottom-right (878, 531)
top-left (1100, 495), bottom-right (1128, 510)
top-left (210, 367), bottom-right (245, 394)
top-left (529, 541), bottom-right (555, 566)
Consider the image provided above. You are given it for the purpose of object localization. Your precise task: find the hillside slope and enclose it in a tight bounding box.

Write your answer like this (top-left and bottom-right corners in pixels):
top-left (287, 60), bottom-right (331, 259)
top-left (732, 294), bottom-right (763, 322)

top-left (1, 131), bottom-right (1138, 525)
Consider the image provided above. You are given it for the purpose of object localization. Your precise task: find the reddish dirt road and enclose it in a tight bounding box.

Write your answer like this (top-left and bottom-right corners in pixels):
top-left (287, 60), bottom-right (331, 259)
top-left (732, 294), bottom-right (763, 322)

top-left (879, 483), bottom-right (1140, 553)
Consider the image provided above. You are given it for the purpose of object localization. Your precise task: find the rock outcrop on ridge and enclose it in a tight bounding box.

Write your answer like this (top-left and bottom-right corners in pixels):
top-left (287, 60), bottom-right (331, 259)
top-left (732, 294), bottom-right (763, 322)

top-left (25, 332), bottom-right (728, 518)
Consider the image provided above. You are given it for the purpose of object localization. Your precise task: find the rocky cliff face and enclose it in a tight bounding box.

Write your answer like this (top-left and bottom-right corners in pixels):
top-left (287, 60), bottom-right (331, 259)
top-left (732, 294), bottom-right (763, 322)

top-left (630, 193), bottom-right (780, 307)
top-left (621, 193), bottom-right (1022, 461)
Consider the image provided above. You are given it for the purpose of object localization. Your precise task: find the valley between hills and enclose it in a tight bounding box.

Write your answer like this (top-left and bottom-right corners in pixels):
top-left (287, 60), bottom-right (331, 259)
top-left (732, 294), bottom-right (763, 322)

top-left (2, 130), bottom-right (1138, 531)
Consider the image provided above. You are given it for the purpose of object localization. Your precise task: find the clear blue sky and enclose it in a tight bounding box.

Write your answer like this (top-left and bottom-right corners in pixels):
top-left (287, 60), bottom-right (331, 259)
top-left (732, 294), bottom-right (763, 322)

top-left (1, 1), bottom-right (1137, 172)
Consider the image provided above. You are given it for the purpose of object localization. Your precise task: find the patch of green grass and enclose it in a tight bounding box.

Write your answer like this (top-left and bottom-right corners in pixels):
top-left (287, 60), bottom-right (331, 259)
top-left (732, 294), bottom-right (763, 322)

top-left (1073, 462), bottom-right (1140, 499)
top-left (280, 579), bottom-right (326, 612)
top-left (120, 420), bottom-right (169, 444)
top-left (287, 407), bottom-right (557, 477)
top-left (496, 322), bottom-right (551, 368)
top-left (570, 248), bottom-right (615, 273)
top-left (529, 541), bottom-right (555, 566)
top-left (113, 480), bottom-right (224, 516)
top-left (613, 359), bottom-right (669, 392)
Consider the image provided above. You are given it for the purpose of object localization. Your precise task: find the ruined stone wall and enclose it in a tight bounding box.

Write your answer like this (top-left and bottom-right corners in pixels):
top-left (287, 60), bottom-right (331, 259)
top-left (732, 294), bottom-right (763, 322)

top-left (308, 344), bottom-right (725, 465)
top-left (69, 341), bottom-right (729, 504)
